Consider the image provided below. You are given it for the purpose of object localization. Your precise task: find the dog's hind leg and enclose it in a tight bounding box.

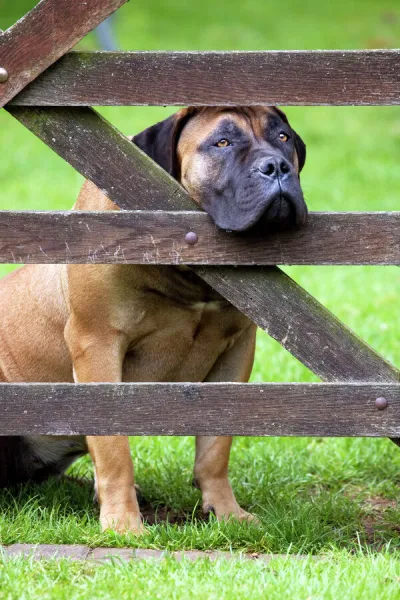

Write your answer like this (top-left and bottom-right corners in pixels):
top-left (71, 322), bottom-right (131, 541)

top-left (194, 324), bottom-right (258, 523)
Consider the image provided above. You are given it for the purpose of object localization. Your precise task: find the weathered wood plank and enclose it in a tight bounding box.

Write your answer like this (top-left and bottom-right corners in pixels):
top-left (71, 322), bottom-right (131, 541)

top-left (8, 107), bottom-right (399, 390)
top-left (197, 266), bottom-right (400, 384)
top-left (10, 50), bottom-right (400, 106)
top-left (0, 383), bottom-right (399, 436)
top-left (0, 0), bottom-right (128, 108)
top-left (7, 107), bottom-right (193, 212)
top-left (0, 211), bottom-right (398, 266)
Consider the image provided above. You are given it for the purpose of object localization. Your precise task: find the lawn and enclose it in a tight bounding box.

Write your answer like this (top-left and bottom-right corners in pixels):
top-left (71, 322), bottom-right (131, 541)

top-left (2, 552), bottom-right (400, 600)
top-left (0, 0), bottom-right (400, 596)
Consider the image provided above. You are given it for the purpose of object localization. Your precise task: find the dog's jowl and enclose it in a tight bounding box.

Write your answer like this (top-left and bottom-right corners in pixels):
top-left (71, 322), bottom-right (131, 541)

top-left (0, 106), bottom-right (307, 533)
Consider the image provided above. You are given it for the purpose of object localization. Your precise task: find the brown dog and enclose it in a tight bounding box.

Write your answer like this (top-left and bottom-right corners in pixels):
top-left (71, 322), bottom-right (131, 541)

top-left (0, 106), bottom-right (306, 533)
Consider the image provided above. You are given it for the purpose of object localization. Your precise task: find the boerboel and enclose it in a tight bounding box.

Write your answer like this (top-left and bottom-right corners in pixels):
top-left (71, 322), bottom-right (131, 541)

top-left (0, 106), bottom-right (307, 533)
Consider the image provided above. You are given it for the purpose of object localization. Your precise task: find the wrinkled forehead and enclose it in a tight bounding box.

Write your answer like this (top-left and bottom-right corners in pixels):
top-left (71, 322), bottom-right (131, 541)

top-left (177, 107), bottom-right (284, 156)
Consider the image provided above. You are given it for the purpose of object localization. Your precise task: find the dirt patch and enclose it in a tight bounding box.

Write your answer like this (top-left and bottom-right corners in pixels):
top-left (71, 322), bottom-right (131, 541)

top-left (358, 495), bottom-right (400, 547)
top-left (139, 502), bottom-right (191, 526)
top-left (304, 485), bottom-right (400, 548)
top-left (365, 496), bottom-right (397, 512)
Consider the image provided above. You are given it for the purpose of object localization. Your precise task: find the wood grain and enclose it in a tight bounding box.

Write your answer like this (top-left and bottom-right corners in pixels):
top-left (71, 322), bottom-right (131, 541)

top-left (0, 383), bottom-right (399, 436)
top-left (0, 211), bottom-right (398, 266)
top-left (0, 0), bottom-right (128, 108)
top-left (10, 50), bottom-right (400, 106)
top-left (7, 107), bottom-right (193, 212)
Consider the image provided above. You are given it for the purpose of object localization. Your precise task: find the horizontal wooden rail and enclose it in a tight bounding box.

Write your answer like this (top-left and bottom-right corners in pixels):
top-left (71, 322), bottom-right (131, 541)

top-left (9, 50), bottom-right (400, 106)
top-left (0, 382), bottom-right (399, 436)
top-left (0, 211), bottom-right (398, 265)
top-left (0, 1), bottom-right (127, 107)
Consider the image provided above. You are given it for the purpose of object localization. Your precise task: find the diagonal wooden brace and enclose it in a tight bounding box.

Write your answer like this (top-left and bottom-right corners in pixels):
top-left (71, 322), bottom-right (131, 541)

top-left (0, 0), bottom-right (128, 107)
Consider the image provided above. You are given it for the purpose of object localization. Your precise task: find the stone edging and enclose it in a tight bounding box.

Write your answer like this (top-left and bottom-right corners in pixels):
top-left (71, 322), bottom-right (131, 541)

top-left (1, 544), bottom-right (311, 563)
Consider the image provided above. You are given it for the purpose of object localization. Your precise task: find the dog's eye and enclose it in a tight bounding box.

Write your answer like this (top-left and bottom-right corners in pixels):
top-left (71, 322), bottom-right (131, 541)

top-left (216, 139), bottom-right (230, 148)
top-left (279, 132), bottom-right (289, 142)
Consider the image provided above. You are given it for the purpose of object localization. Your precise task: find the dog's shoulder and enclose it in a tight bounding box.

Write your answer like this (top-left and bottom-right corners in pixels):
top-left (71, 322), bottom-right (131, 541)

top-left (74, 180), bottom-right (120, 212)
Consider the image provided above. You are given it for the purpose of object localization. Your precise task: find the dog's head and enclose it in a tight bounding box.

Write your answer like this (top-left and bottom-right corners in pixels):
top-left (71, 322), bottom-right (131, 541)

top-left (133, 106), bottom-right (307, 232)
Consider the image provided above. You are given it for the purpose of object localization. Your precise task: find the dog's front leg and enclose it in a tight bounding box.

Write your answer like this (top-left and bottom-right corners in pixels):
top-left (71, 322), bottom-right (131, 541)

top-left (195, 436), bottom-right (253, 520)
top-left (65, 321), bottom-right (143, 534)
top-left (194, 324), bottom-right (258, 524)
top-left (86, 436), bottom-right (143, 533)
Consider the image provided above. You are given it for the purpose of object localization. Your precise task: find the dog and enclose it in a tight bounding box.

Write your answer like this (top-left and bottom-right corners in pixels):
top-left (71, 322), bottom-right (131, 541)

top-left (0, 106), bottom-right (307, 533)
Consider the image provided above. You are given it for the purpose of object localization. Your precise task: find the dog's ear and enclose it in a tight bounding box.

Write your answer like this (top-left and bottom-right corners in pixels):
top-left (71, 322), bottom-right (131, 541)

top-left (274, 107), bottom-right (306, 173)
top-left (132, 108), bottom-right (197, 179)
top-left (292, 131), bottom-right (306, 173)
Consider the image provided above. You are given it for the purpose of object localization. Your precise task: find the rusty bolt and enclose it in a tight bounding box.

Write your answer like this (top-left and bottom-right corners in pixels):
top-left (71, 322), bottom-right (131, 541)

top-left (185, 231), bottom-right (198, 245)
top-left (0, 68), bottom-right (8, 83)
top-left (375, 397), bottom-right (388, 410)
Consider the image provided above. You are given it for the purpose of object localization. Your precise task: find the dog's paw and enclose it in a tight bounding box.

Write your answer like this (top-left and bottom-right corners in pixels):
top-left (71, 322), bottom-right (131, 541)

top-left (232, 508), bottom-right (261, 526)
top-left (204, 503), bottom-right (260, 526)
top-left (100, 510), bottom-right (146, 535)
top-left (200, 479), bottom-right (260, 526)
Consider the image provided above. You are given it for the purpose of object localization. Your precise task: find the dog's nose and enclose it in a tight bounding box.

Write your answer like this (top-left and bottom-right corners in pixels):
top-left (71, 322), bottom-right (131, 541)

top-left (257, 157), bottom-right (291, 178)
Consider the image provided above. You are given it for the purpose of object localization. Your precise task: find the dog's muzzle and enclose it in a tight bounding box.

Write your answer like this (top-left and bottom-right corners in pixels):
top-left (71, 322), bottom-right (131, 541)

top-left (254, 155), bottom-right (308, 229)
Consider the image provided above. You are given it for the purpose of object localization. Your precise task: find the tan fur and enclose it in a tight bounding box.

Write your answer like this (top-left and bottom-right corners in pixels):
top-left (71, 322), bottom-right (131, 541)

top-left (178, 107), bottom-right (299, 209)
top-left (0, 110), bottom-right (270, 533)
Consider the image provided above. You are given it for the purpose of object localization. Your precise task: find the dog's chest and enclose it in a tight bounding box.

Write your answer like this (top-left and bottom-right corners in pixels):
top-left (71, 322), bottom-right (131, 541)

top-left (122, 275), bottom-right (250, 382)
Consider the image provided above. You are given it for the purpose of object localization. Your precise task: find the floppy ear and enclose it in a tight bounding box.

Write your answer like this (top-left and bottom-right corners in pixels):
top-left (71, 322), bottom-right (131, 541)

top-left (132, 108), bottom-right (197, 179)
top-left (274, 107), bottom-right (306, 173)
top-left (293, 131), bottom-right (306, 173)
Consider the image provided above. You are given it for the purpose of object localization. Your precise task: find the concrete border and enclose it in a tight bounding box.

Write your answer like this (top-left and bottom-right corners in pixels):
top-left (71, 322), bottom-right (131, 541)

top-left (1, 544), bottom-right (310, 563)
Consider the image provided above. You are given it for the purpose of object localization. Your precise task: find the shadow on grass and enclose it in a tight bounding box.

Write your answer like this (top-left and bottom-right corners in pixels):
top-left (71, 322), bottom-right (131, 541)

top-left (0, 474), bottom-right (399, 553)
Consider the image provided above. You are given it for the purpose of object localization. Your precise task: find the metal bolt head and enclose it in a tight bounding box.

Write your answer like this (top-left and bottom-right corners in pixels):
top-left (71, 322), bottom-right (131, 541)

top-left (375, 397), bottom-right (388, 410)
top-left (0, 67), bottom-right (8, 83)
top-left (185, 231), bottom-right (198, 245)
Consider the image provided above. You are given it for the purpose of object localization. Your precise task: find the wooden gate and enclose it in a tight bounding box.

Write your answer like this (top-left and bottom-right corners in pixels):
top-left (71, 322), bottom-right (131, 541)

top-left (0, 0), bottom-right (399, 439)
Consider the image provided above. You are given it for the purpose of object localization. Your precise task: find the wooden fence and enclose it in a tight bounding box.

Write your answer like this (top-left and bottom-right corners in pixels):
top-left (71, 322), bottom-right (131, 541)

top-left (0, 0), bottom-right (399, 439)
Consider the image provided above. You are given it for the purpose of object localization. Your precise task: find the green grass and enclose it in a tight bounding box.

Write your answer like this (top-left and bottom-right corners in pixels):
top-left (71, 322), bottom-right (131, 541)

top-left (1, 0), bottom-right (400, 595)
top-left (1, 436), bottom-right (400, 553)
top-left (2, 551), bottom-right (400, 600)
